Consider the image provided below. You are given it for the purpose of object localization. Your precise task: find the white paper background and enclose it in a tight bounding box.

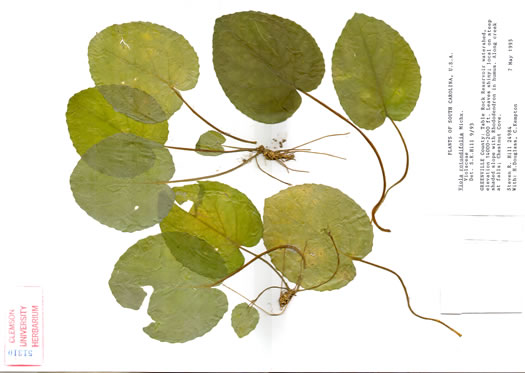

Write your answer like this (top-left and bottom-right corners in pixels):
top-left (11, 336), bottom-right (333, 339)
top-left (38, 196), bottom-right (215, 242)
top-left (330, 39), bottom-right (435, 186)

top-left (1, 0), bottom-right (524, 371)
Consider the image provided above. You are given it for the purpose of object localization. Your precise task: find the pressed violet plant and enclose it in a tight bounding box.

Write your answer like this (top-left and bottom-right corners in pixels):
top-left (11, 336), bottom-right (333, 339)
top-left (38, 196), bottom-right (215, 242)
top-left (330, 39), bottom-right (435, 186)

top-left (66, 11), bottom-right (461, 343)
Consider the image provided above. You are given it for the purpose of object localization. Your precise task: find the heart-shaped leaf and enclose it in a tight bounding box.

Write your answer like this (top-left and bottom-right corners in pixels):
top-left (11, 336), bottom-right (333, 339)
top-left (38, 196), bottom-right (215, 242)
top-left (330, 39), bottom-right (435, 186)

top-left (195, 131), bottom-right (226, 156)
top-left (332, 13), bottom-right (421, 130)
top-left (231, 303), bottom-right (259, 338)
top-left (88, 22), bottom-right (199, 120)
top-left (213, 11), bottom-right (324, 123)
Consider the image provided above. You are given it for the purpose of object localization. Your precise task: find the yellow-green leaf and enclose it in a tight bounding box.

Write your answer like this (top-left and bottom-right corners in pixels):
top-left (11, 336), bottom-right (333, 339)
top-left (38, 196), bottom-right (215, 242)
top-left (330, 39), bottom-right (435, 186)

top-left (263, 184), bottom-right (373, 291)
top-left (160, 181), bottom-right (263, 273)
top-left (66, 88), bottom-right (168, 155)
top-left (332, 13), bottom-right (421, 130)
top-left (88, 22), bottom-right (199, 119)
top-left (213, 11), bottom-right (324, 124)
top-left (231, 303), bottom-right (259, 338)
top-left (196, 131), bottom-right (226, 156)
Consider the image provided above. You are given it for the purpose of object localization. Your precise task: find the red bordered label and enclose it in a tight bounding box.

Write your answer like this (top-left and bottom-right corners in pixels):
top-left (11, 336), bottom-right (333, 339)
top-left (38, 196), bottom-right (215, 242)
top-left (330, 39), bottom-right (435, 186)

top-left (3, 286), bottom-right (43, 366)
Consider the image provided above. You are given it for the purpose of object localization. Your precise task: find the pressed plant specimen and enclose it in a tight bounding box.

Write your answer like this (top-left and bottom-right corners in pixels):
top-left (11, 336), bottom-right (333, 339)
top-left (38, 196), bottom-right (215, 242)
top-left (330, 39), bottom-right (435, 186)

top-left (66, 11), bottom-right (460, 343)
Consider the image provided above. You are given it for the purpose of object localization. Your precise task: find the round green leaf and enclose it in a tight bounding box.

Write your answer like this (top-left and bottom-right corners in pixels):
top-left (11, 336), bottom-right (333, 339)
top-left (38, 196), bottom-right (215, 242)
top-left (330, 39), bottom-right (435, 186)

top-left (231, 303), bottom-right (259, 338)
top-left (109, 234), bottom-right (212, 310)
top-left (70, 134), bottom-right (175, 232)
top-left (109, 235), bottom-right (227, 343)
top-left (263, 184), bottom-right (373, 291)
top-left (163, 231), bottom-right (229, 279)
top-left (66, 88), bottom-right (168, 155)
top-left (332, 13), bottom-right (421, 130)
top-left (88, 22), bottom-right (199, 118)
top-left (196, 131), bottom-right (226, 156)
top-left (213, 11), bottom-right (325, 124)
top-left (144, 287), bottom-right (228, 343)
top-left (97, 85), bottom-right (168, 124)
top-left (160, 181), bottom-right (263, 273)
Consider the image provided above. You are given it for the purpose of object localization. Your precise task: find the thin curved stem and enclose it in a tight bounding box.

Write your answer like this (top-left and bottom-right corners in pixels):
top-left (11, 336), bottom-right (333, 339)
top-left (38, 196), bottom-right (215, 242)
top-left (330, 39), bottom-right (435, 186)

top-left (255, 156), bottom-right (292, 186)
top-left (276, 159), bottom-right (309, 173)
top-left (164, 145), bottom-right (254, 154)
top-left (251, 285), bottom-right (287, 305)
top-left (290, 132), bottom-right (350, 150)
top-left (202, 245), bottom-right (306, 288)
top-left (172, 88), bottom-right (256, 145)
top-left (239, 246), bottom-right (290, 291)
top-left (221, 283), bottom-right (282, 316)
top-left (248, 244), bottom-right (307, 312)
top-left (298, 232), bottom-right (341, 292)
top-left (274, 243), bottom-right (307, 310)
top-left (223, 145), bottom-right (258, 151)
top-left (289, 149), bottom-right (346, 160)
top-left (370, 119), bottom-right (409, 220)
top-left (299, 89), bottom-right (390, 232)
top-left (384, 118), bottom-right (410, 199)
top-left (351, 256), bottom-right (462, 337)
top-left (222, 245), bottom-right (307, 314)
top-left (162, 154), bottom-right (257, 183)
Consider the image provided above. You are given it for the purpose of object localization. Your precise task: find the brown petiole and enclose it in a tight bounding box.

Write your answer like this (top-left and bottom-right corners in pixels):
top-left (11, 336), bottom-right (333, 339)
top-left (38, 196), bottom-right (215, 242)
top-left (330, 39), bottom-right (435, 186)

top-left (299, 89), bottom-right (391, 232)
top-left (316, 234), bottom-right (461, 337)
top-left (386, 118), bottom-right (410, 197)
top-left (201, 245), bottom-right (305, 289)
top-left (163, 145), bottom-right (249, 154)
top-left (351, 256), bottom-right (462, 337)
top-left (171, 88), bottom-right (256, 145)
